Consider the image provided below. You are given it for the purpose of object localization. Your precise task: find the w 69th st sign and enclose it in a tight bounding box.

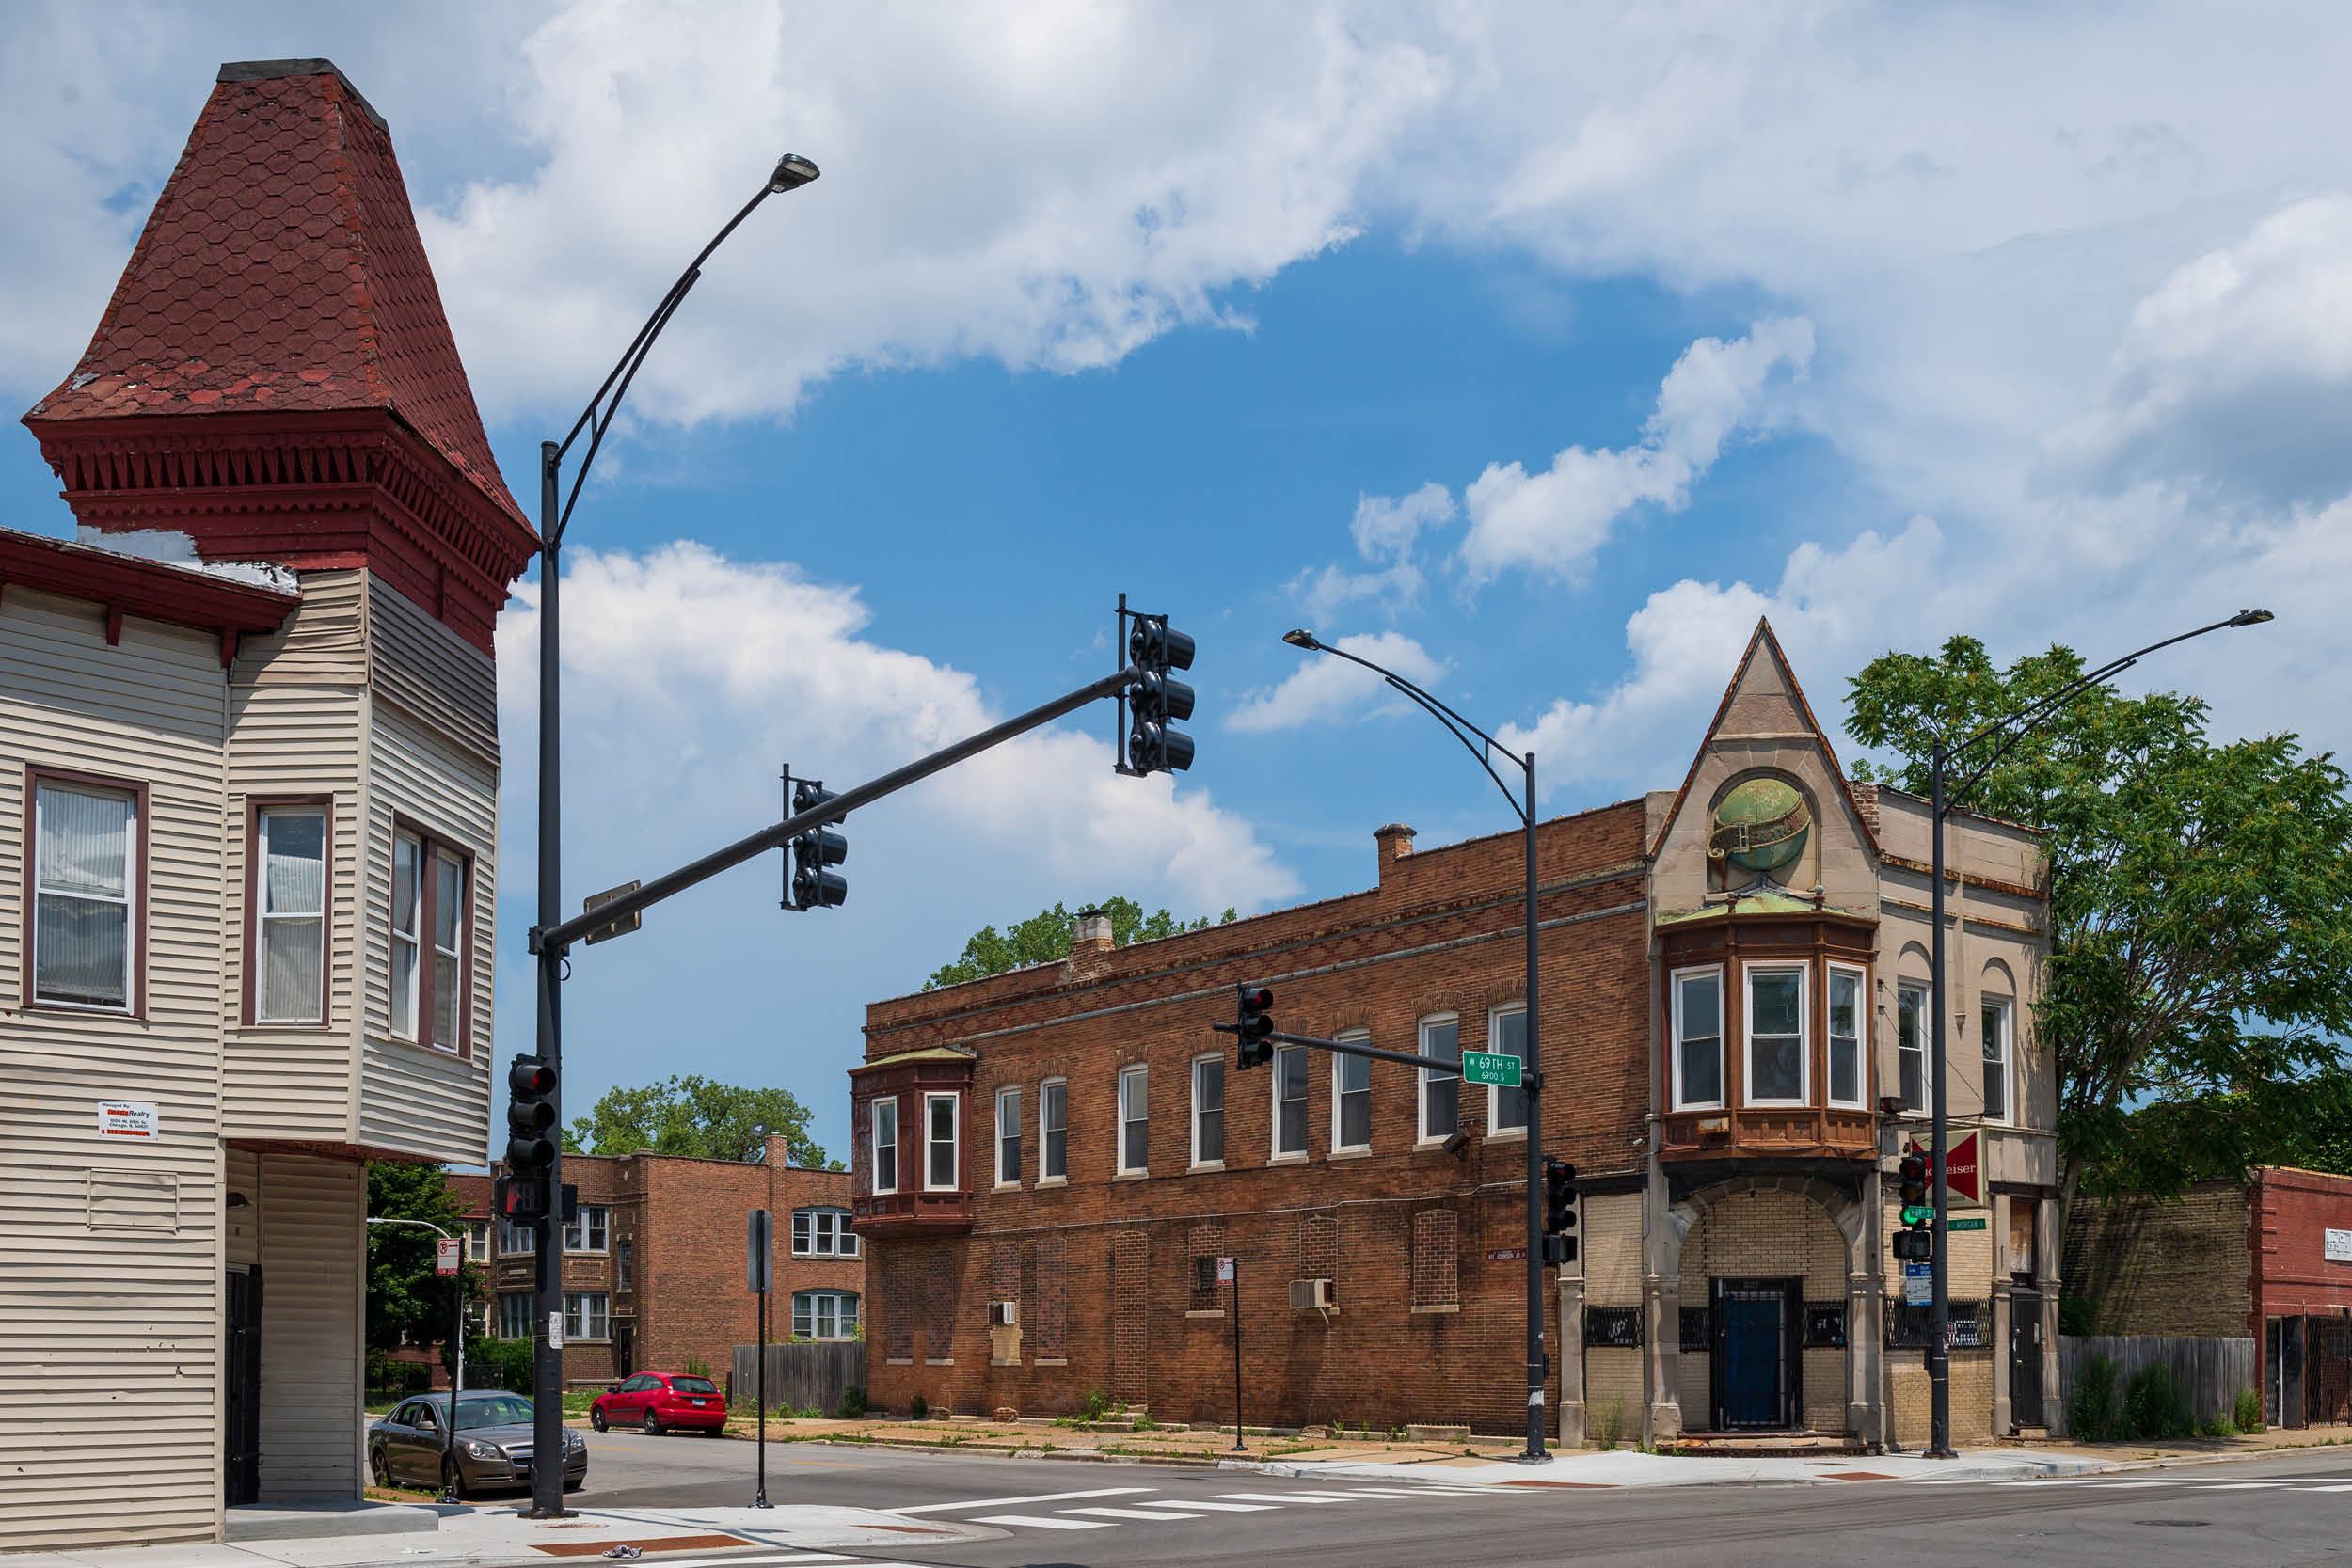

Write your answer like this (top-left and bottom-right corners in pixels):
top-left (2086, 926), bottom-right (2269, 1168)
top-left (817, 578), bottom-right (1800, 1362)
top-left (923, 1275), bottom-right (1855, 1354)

top-left (1461, 1051), bottom-right (1522, 1088)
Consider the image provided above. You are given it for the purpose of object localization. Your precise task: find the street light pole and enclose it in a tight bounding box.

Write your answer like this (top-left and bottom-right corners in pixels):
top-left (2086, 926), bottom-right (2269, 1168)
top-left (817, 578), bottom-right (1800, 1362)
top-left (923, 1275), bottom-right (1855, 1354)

top-left (525, 152), bottom-right (820, 1519)
top-left (1280, 630), bottom-right (1551, 1463)
top-left (1919, 608), bottom-right (2271, 1457)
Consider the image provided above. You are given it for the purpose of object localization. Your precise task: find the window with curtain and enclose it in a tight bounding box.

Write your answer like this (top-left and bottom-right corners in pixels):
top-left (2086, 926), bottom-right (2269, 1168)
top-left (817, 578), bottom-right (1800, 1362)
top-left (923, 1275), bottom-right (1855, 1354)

top-left (1192, 1055), bottom-right (1224, 1164)
top-left (1982, 997), bottom-right (2011, 1122)
top-left (498, 1292), bottom-right (532, 1339)
top-left (562, 1291), bottom-right (609, 1340)
top-left (1746, 967), bottom-right (1806, 1103)
top-left (1488, 1006), bottom-right (1528, 1132)
top-left (1119, 1065), bottom-right (1149, 1173)
top-left (792, 1290), bottom-right (859, 1339)
top-left (1897, 983), bottom-right (1930, 1114)
top-left (564, 1205), bottom-right (608, 1253)
top-left (1041, 1079), bottom-right (1067, 1180)
top-left (467, 1222), bottom-right (489, 1261)
top-left (390, 828), bottom-right (469, 1051)
top-left (391, 831), bottom-right (420, 1036)
top-left (1274, 1044), bottom-right (1308, 1156)
top-left (1674, 968), bottom-right (1724, 1108)
top-left (1334, 1036), bottom-right (1371, 1150)
top-left (996, 1085), bottom-right (1022, 1185)
top-left (1419, 1016), bottom-right (1460, 1142)
top-left (870, 1098), bottom-right (898, 1194)
top-left (924, 1092), bottom-right (959, 1190)
top-left (432, 848), bottom-right (464, 1050)
top-left (499, 1216), bottom-right (534, 1256)
top-left (1827, 965), bottom-right (1864, 1106)
top-left (255, 805), bottom-right (325, 1022)
top-left (32, 779), bottom-right (136, 1010)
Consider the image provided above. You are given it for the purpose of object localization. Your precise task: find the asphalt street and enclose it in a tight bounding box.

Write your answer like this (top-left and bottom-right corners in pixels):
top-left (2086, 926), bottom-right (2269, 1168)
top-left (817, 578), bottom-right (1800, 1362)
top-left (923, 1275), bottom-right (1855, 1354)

top-left (564, 1431), bottom-right (2352, 1567)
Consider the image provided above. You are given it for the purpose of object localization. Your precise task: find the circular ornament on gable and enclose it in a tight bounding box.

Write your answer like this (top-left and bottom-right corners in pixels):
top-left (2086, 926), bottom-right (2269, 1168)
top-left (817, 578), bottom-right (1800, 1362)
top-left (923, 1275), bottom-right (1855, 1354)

top-left (1708, 776), bottom-right (1811, 879)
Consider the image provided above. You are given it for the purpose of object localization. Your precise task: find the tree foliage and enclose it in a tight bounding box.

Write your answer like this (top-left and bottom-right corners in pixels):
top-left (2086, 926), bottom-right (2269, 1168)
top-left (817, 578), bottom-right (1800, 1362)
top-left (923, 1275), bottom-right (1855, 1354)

top-left (564, 1074), bottom-right (833, 1168)
top-left (365, 1161), bottom-right (484, 1368)
top-left (923, 896), bottom-right (1238, 990)
top-left (1846, 635), bottom-right (2352, 1200)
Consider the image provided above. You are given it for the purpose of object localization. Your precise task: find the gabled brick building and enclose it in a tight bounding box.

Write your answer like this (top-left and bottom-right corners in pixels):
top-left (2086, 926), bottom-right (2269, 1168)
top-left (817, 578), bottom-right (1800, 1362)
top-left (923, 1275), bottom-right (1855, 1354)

top-left (850, 624), bottom-right (2058, 1449)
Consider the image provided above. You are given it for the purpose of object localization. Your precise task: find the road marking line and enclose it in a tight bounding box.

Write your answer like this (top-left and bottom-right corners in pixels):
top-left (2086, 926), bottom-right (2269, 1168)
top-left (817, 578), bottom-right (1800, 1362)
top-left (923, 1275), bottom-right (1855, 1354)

top-left (890, 1485), bottom-right (1155, 1514)
top-left (970, 1513), bottom-right (1121, 1530)
top-left (1160, 1500), bottom-right (1279, 1512)
top-left (1059, 1506), bottom-right (1207, 1521)
top-left (2307, 1484), bottom-right (2352, 1492)
top-left (1216, 1492), bottom-right (1348, 1504)
top-left (2199, 1481), bottom-right (2290, 1489)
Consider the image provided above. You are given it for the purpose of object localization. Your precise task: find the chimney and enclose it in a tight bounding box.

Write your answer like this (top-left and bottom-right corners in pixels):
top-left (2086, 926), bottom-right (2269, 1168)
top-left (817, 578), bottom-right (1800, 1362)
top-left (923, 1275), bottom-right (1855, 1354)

top-left (1072, 907), bottom-right (1115, 957)
top-left (1374, 823), bottom-right (1417, 873)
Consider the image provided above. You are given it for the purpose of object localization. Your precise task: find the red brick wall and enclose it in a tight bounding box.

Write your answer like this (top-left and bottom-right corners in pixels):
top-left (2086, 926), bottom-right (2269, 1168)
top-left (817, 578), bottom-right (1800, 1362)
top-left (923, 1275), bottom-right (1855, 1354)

top-left (2252, 1166), bottom-right (2352, 1333)
top-left (858, 801), bottom-right (1652, 1432)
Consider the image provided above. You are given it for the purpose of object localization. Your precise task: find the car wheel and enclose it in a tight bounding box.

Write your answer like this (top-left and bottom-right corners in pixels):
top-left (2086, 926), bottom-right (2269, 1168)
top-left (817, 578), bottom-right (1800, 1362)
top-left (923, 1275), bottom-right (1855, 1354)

top-left (643, 1408), bottom-right (663, 1435)
top-left (590, 1407), bottom-right (607, 1433)
top-left (705, 1425), bottom-right (723, 1437)
top-left (564, 1475), bottom-right (584, 1493)
top-left (440, 1456), bottom-right (469, 1501)
top-left (370, 1446), bottom-right (391, 1488)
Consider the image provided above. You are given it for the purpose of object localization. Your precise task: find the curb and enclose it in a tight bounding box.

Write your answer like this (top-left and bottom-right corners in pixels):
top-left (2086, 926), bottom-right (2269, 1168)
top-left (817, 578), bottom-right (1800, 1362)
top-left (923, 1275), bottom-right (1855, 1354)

top-left (717, 1432), bottom-right (1237, 1468)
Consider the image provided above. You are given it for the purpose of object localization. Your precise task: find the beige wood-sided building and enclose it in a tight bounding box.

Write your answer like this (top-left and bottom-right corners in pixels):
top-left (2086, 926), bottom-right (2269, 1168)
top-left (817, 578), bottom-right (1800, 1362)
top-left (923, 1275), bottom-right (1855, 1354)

top-left (0, 59), bottom-right (535, 1550)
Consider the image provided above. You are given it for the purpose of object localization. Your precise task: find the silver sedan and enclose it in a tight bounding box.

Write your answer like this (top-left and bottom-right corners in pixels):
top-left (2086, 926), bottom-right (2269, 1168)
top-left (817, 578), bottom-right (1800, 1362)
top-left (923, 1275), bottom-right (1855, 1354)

top-left (367, 1391), bottom-right (587, 1498)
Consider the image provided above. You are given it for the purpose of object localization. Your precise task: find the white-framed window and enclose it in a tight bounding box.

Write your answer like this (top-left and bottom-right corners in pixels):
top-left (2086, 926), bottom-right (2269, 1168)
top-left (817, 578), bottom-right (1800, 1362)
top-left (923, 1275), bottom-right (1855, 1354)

top-left (497, 1291), bottom-right (532, 1339)
top-left (563, 1291), bottom-right (609, 1341)
top-left (1672, 966), bottom-right (1724, 1110)
top-left (1743, 963), bottom-right (1808, 1105)
top-left (1332, 1034), bottom-right (1371, 1151)
top-left (1827, 963), bottom-right (1866, 1108)
top-left (1897, 982), bottom-right (1930, 1115)
top-left (30, 777), bottom-right (138, 1011)
top-left (793, 1290), bottom-right (860, 1340)
top-left (430, 848), bottom-right (463, 1049)
top-left (1192, 1054), bottom-right (1225, 1165)
top-left (1118, 1064), bottom-right (1150, 1173)
top-left (1487, 1006), bottom-right (1528, 1132)
top-left (1273, 1044), bottom-right (1309, 1157)
top-left (1041, 1078), bottom-right (1067, 1180)
top-left (615, 1239), bottom-right (632, 1290)
top-left (870, 1097), bottom-right (898, 1195)
top-left (792, 1207), bottom-right (858, 1258)
top-left (254, 804), bottom-right (326, 1023)
top-left (498, 1215), bottom-right (534, 1256)
top-left (390, 827), bottom-right (469, 1052)
top-left (391, 830), bottom-right (420, 1036)
top-left (564, 1205), bottom-right (608, 1254)
top-left (1982, 996), bottom-right (2012, 1123)
top-left (1418, 1015), bottom-right (1460, 1143)
top-left (924, 1092), bottom-right (960, 1191)
top-left (469, 1300), bottom-right (493, 1337)
top-left (466, 1221), bottom-right (489, 1262)
top-left (995, 1085), bottom-right (1023, 1186)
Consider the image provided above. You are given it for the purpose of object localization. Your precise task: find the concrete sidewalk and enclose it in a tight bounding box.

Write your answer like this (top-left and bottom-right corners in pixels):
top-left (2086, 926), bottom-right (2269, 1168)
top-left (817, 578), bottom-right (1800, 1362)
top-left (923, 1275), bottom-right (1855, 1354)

top-left (1240, 1446), bottom-right (2110, 1490)
top-left (2, 1502), bottom-right (990, 1568)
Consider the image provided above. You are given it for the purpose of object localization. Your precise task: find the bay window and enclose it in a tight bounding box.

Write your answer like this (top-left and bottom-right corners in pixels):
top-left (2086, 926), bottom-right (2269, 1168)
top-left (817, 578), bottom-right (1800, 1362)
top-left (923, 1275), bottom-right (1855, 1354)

top-left (31, 776), bottom-right (139, 1011)
top-left (870, 1097), bottom-right (898, 1194)
top-left (1672, 967), bottom-right (1724, 1109)
top-left (390, 825), bottom-right (470, 1052)
top-left (1744, 965), bottom-right (1806, 1104)
top-left (1827, 964), bottom-right (1865, 1107)
top-left (253, 803), bottom-right (326, 1023)
top-left (924, 1092), bottom-right (959, 1191)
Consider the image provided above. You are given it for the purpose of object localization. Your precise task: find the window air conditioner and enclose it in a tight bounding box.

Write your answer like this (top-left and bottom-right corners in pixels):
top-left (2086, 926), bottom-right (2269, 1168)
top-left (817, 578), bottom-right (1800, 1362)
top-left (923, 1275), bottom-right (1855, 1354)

top-left (990, 1300), bottom-right (1019, 1326)
top-left (1289, 1277), bottom-right (1334, 1311)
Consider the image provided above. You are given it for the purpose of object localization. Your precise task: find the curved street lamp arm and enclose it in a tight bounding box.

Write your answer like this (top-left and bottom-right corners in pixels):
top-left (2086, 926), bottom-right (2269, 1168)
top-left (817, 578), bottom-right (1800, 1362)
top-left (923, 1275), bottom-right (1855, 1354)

top-left (365, 1215), bottom-right (455, 1240)
top-left (1382, 673), bottom-right (1526, 820)
top-left (548, 182), bottom-right (779, 546)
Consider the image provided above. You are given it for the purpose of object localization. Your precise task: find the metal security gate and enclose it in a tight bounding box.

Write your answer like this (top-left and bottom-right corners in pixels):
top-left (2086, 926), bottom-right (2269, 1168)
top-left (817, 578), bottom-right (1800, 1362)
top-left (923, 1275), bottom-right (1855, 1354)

top-left (225, 1266), bottom-right (262, 1505)
top-left (1713, 1278), bottom-right (1799, 1430)
top-left (2010, 1289), bottom-right (2044, 1428)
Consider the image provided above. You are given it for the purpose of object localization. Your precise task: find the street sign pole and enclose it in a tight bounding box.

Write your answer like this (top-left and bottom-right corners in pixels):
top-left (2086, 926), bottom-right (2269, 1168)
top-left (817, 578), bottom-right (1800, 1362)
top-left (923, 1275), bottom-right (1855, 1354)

top-left (1223, 1257), bottom-right (1243, 1453)
top-left (749, 1209), bottom-right (771, 1508)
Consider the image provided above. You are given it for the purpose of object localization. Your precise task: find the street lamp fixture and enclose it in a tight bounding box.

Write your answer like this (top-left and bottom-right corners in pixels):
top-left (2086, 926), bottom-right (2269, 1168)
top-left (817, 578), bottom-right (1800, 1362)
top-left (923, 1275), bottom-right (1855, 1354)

top-left (1915, 607), bottom-right (2271, 1458)
top-left (1279, 628), bottom-right (1553, 1464)
top-left (768, 154), bottom-right (821, 193)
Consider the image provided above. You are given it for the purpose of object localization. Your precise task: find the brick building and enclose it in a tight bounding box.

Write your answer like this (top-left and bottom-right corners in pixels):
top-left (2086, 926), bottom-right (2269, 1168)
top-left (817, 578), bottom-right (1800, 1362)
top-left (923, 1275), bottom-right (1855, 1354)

top-left (447, 1139), bottom-right (860, 1391)
top-left (2069, 1166), bottom-right (2352, 1426)
top-left (850, 623), bottom-right (2058, 1449)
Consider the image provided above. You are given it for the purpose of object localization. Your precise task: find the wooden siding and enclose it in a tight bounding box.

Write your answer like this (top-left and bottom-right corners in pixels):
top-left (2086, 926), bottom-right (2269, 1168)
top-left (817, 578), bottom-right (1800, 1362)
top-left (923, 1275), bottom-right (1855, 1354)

top-left (0, 588), bottom-right (228, 1549)
top-left (356, 693), bottom-right (497, 1163)
top-left (220, 680), bottom-right (364, 1145)
top-left (256, 1152), bottom-right (363, 1501)
top-left (230, 568), bottom-right (366, 685)
top-left (369, 575), bottom-right (497, 767)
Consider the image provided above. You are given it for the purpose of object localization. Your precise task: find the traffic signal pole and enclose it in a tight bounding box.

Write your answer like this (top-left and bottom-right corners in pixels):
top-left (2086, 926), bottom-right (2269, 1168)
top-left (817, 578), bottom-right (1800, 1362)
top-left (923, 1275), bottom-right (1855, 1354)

top-left (531, 447), bottom-right (567, 1516)
top-left (1520, 755), bottom-right (1547, 1465)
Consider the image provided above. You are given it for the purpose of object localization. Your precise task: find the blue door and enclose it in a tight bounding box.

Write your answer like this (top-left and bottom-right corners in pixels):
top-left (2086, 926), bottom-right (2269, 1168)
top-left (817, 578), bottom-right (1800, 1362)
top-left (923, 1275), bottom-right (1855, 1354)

top-left (1714, 1279), bottom-right (1796, 1430)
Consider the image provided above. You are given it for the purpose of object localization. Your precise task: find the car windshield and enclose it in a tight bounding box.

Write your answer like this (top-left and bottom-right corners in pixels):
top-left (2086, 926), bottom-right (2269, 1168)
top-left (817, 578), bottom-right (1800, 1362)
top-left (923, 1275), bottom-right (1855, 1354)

top-left (672, 1376), bottom-right (717, 1394)
top-left (448, 1393), bottom-right (533, 1426)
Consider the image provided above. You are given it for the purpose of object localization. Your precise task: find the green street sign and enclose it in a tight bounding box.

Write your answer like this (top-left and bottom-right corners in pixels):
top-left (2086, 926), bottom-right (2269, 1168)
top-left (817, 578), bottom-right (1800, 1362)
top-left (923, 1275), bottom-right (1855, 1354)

top-left (1900, 1204), bottom-right (1933, 1227)
top-left (1947, 1217), bottom-right (1988, 1231)
top-left (1461, 1051), bottom-right (1522, 1088)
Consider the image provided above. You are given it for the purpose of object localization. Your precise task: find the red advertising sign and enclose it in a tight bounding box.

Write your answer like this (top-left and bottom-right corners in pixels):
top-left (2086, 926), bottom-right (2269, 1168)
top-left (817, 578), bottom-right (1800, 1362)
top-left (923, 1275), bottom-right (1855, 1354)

top-left (1905, 1131), bottom-right (1980, 1204)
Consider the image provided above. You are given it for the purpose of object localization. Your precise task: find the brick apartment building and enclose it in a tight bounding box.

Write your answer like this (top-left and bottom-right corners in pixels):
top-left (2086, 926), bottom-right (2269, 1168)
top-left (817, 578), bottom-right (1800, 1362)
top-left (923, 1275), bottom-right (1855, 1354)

top-left (850, 623), bottom-right (2058, 1449)
top-left (445, 1139), bottom-right (860, 1390)
top-left (2068, 1166), bottom-right (2352, 1427)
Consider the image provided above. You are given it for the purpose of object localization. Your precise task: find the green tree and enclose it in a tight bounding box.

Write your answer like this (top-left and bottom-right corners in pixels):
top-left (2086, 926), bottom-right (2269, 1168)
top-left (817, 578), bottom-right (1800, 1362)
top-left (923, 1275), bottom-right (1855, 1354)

top-left (923, 896), bottom-right (1238, 990)
top-left (1845, 635), bottom-right (2352, 1205)
top-left (365, 1161), bottom-right (483, 1376)
top-left (564, 1075), bottom-right (832, 1168)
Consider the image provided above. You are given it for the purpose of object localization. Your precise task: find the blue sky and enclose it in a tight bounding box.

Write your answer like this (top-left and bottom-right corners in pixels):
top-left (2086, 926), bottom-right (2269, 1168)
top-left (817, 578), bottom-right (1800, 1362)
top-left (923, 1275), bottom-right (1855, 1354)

top-left (6, 4), bottom-right (2347, 1164)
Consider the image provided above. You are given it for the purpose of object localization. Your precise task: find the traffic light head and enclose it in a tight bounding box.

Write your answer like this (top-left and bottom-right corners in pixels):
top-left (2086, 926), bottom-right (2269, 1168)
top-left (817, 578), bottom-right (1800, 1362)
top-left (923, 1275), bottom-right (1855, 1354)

top-left (1898, 1152), bottom-right (1930, 1211)
top-left (1233, 984), bottom-right (1275, 1069)
top-left (505, 1053), bottom-right (559, 1173)
top-left (787, 778), bottom-right (849, 911)
top-left (1892, 1229), bottom-right (1933, 1262)
top-left (1543, 1156), bottom-right (1579, 1236)
top-left (1125, 612), bottom-right (1197, 775)
top-left (1129, 618), bottom-right (1197, 673)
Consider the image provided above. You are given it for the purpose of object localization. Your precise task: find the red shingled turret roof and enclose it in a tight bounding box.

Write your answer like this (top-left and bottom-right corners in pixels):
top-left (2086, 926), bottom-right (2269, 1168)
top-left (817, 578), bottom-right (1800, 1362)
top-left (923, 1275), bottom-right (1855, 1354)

top-left (26, 59), bottom-right (523, 528)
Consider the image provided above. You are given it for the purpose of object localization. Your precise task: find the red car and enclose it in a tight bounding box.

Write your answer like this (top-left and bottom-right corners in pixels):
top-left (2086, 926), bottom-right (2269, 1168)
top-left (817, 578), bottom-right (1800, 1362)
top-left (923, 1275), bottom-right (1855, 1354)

top-left (590, 1372), bottom-right (728, 1434)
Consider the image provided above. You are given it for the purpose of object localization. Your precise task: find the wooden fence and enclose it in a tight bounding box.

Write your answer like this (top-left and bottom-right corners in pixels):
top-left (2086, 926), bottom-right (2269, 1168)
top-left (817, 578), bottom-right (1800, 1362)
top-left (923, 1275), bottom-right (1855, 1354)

top-left (728, 1340), bottom-right (866, 1417)
top-left (2055, 1334), bottom-right (2256, 1435)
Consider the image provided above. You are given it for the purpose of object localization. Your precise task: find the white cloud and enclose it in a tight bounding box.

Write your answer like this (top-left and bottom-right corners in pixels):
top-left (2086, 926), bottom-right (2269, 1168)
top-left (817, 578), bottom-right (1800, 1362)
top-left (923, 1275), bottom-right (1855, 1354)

top-left (1351, 482), bottom-right (1456, 562)
top-left (1226, 630), bottom-right (1451, 734)
top-left (1457, 317), bottom-right (1814, 583)
top-left (1287, 482), bottom-right (1456, 621)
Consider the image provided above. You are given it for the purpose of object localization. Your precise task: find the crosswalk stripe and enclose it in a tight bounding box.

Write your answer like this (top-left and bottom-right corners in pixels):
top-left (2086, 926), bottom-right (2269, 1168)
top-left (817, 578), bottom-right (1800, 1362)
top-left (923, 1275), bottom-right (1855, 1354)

top-left (2307, 1483), bottom-right (2352, 1492)
top-left (1168, 1500), bottom-right (1281, 1512)
top-left (1060, 1505), bottom-right (1208, 1520)
top-left (2200, 1481), bottom-right (2289, 1489)
top-left (1216, 1492), bottom-right (1348, 1504)
top-left (971, 1513), bottom-right (1121, 1530)
top-left (890, 1485), bottom-right (1157, 1514)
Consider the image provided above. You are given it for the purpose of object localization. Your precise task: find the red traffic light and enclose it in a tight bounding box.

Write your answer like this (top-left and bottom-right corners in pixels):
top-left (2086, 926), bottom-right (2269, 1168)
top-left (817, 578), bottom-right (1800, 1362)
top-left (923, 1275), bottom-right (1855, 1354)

top-left (510, 1056), bottom-right (555, 1097)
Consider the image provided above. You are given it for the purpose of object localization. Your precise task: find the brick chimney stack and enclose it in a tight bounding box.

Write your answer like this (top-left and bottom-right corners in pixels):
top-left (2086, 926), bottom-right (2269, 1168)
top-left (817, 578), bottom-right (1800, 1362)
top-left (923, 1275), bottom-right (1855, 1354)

top-left (1071, 907), bottom-right (1116, 956)
top-left (1375, 822), bottom-right (1417, 865)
